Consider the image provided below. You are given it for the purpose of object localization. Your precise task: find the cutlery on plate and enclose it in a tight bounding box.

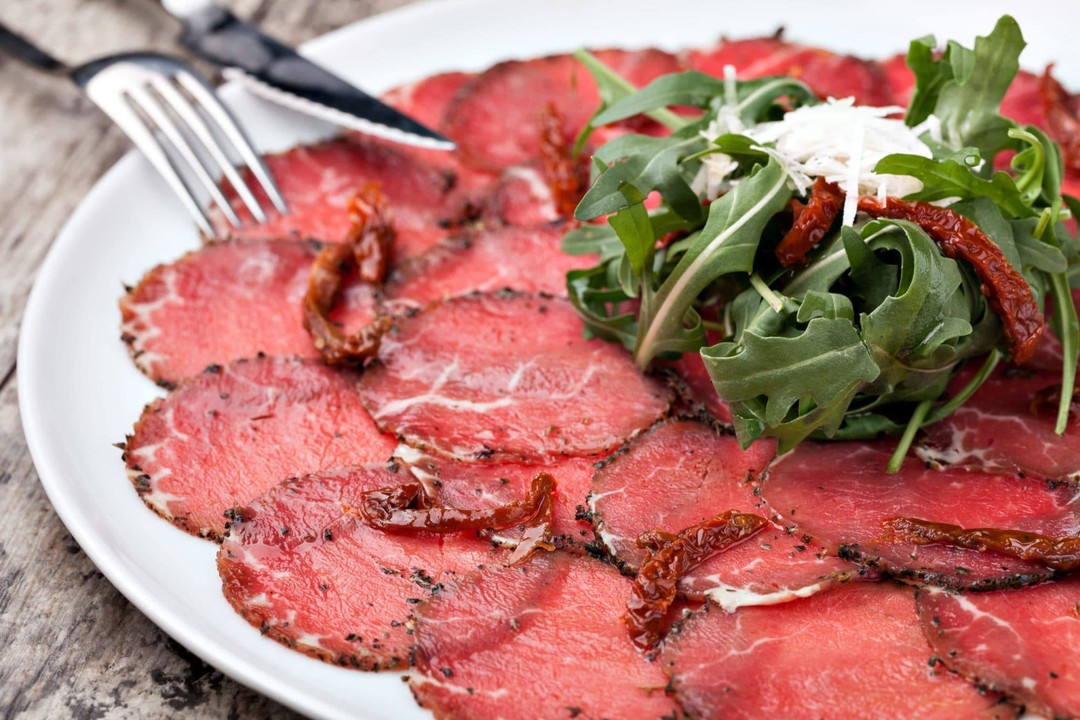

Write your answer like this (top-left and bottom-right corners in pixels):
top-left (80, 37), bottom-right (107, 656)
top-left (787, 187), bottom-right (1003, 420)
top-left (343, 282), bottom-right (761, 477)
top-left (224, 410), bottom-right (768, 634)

top-left (0, 23), bottom-right (286, 236)
top-left (157, 0), bottom-right (456, 151)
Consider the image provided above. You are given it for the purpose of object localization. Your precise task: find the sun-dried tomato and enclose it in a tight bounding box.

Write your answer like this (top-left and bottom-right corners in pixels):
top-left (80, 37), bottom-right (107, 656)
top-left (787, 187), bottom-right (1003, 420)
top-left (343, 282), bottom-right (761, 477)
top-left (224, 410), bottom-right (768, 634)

top-left (624, 511), bottom-right (766, 656)
top-left (775, 178), bottom-right (845, 267)
top-left (539, 102), bottom-right (590, 218)
top-left (352, 473), bottom-right (556, 564)
top-left (858, 196), bottom-right (1044, 365)
top-left (882, 516), bottom-right (1080, 572)
top-left (303, 184), bottom-right (394, 366)
top-left (1040, 65), bottom-right (1080, 175)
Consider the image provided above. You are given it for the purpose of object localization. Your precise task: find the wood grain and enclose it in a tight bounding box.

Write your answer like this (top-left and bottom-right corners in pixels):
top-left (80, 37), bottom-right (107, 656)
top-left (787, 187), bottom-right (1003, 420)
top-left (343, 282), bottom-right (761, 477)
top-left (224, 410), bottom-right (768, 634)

top-left (0, 1), bottom-right (417, 717)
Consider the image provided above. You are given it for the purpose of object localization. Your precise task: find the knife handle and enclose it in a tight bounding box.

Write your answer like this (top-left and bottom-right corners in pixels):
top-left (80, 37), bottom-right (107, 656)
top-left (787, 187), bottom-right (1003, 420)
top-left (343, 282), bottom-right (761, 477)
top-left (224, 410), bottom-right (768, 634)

top-left (0, 23), bottom-right (67, 74)
top-left (160, 0), bottom-right (218, 20)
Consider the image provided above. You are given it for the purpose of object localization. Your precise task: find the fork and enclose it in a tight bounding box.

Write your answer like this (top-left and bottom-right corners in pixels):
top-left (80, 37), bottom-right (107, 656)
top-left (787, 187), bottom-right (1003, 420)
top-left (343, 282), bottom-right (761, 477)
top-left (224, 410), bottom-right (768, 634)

top-left (0, 23), bottom-right (287, 236)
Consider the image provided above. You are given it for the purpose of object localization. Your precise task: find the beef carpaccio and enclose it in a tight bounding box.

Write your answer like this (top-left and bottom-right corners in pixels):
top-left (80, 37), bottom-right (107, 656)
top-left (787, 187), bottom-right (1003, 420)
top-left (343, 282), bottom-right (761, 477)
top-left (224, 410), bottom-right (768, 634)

top-left (120, 238), bottom-right (378, 386)
top-left (359, 292), bottom-right (672, 462)
top-left (114, 26), bottom-right (1080, 720)
top-left (662, 582), bottom-right (1017, 720)
top-left (218, 464), bottom-right (505, 670)
top-left (123, 356), bottom-right (396, 539)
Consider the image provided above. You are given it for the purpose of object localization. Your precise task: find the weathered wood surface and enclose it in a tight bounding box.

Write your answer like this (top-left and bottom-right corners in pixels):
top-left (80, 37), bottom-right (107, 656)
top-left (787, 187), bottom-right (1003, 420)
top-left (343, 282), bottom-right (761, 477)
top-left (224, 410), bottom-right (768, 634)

top-left (0, 1), bottom-right (416, 717)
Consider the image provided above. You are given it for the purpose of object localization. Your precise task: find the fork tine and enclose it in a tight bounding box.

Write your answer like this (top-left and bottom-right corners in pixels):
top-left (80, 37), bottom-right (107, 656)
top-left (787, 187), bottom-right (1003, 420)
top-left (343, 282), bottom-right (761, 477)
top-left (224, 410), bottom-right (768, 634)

top-left (175, 70), bottom-right (288, 215)
top-left (149, 75), bottom-right (268, 225)
top-left (90, 89), bottom-right (215, 236)
top-left (126, 84), bottom-right (243, 229)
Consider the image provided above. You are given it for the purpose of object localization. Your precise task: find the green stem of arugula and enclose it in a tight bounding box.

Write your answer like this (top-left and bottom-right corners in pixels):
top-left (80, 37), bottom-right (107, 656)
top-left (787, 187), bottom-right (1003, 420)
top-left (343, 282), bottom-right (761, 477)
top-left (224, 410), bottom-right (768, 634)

top-left (1050, 272), bottom-right (1079, 434)
top-left (887, 399), bottom-right (934, 474)
top-left (1036, 200), bottom-right (1078, 435)
top-left (923, 350), bottom-right (1001, 424)
top-left (573, 49), bottom-right (686, 131)
top-left (632, 167), bottom-right (789, 369)
top-left (749, 273), bottom-right (785, 313)
top-left (887, 350), bottom-right (1001, 473)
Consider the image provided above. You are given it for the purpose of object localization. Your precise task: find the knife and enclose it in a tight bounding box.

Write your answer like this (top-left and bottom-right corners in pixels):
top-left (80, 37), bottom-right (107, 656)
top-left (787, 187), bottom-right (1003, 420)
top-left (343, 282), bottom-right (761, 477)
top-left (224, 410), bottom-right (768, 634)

top-left (159, 0), bottom-right (455, 151)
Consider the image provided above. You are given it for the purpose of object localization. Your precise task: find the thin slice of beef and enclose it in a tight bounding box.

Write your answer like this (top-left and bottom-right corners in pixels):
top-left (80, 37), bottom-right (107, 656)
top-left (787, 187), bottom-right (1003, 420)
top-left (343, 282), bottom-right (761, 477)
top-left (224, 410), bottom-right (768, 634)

top-left (359, 292), bottom-right (671, 463)
top-left (120, 239), bottom-right (377, 386)
top-left (591, 419), bottom-right (855, 608)
top-left (663, 351), bottom-right (733, 424)
top-left (759, 441), bottom-right (1080, 589)
top-left (383, 225), bottom-right (595, 310)
top-left (382, 71), bottom-right (475, 130)
top-left (218, 464), bottom-right (503, 671)
top-left (394, 445), bottom-right (597, 551)
top-left (880, 52), bottom-right (915, 106)
top-left (484, 165), bottom-right (561, 225)
top-left (210, 136), bottom-right (472, 260)
top-left (410, 552), bottom-right (684, 720)
top-left (443, 49), bottom-right (681, 171)
top-left (916, 364), bottom-right (1080, 483)
top-left (662, 582), bottom-right (1017, 720)
top-left (123, 356), bottom-right (396, 540)
top-left (687, 37), bottom-right (895, 106)
top-left (917, 577), bottom-right (1080, 719)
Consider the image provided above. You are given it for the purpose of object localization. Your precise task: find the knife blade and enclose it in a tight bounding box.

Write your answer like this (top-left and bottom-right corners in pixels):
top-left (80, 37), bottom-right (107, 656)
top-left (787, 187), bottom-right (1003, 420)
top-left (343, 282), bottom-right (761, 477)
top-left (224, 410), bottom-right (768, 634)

top-left (160, 0), bottom-right (455, 151)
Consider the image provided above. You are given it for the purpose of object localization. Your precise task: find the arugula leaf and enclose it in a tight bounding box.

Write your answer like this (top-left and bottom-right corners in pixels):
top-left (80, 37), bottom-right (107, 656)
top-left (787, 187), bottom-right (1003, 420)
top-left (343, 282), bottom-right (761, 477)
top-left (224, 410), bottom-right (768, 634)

top-left (905, 35), bottom-right (951, 127)
top-left (633, 158), bottom-right (791, 366)
top-left (703, 316), bottom-right (880, 450)
top-left (1010, 217), bottom-right (1068, 274)
top-left (933, 16), bottom-right (1026, 158)
top-left (842, 225), bottom-right (898, 309)
top-left (562, 207), bottom-right (692, 260)
top-left (796, 291), bottom-right (855, 323)
top-left (566, 263), bottom-right (637, 349)
top-left (727, 76), bottom-right (818, 123)
top-left (575, 127), bottom-right (707, 221)
top-left (591, 72), bottom-right (816, 127)
top-left (561, 224), bottom-right (625, 259)
top-left (858, 220), bottom-right (970, 372)
top-left (685, 133), bottom-right (770, 167)
top-left (874, 153), bottom-right (1034, 218)
top-left (606, 184), bottom-right (653, 276)
top-left (1014, 126), bottom-right (1065, 207)
top-left (590, 71), bottom-right (727, 125)
top-left (573, 49), bottom-right (685, 132)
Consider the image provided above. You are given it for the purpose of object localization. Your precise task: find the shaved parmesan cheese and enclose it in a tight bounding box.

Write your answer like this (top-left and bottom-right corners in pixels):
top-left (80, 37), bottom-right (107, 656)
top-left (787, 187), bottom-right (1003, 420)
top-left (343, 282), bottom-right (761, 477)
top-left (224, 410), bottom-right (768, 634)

top-left (745, 98), bottom-right (932, 217)
top-left (694, 94), bottom-right (934, 222)
top-left (691, 64), bottom-right (746, 198)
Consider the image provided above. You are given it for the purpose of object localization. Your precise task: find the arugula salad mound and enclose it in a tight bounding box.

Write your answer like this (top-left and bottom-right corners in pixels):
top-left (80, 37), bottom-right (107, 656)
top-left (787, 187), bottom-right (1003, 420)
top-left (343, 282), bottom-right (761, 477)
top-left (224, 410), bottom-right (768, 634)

top-left (564, 16), bottom-right (1080, 471)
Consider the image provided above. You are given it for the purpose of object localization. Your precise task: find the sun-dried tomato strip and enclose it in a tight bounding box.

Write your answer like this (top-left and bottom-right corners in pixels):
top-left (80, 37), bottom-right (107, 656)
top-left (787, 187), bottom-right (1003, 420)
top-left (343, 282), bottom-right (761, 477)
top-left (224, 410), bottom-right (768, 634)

top-left (636, 529), bottom-right (679, 555)
top-left (506, 480), bottom-right (556, 565)
top-left (539, 102), bottom-right (589, 218)
top-left (625, 511), bottom-right (767, 655)
top-left (858, 196), bottom-right (1044, 365)
top-left (303, 185), bottom-right (394, 366)
top-left (1040, 65), bottom-right (1080, 175)
top-left (882, 516), bottom-right (1080, 572)
top-left (352, 473), bottom-right (557, 564)
top-left (775, 178), bottom-right (845, 267)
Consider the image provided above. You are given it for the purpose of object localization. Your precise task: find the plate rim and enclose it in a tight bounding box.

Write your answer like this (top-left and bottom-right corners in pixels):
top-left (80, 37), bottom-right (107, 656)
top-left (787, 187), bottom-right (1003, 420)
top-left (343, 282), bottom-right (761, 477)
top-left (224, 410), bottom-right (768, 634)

top-left (17, 1), bottom-right (1080, 717)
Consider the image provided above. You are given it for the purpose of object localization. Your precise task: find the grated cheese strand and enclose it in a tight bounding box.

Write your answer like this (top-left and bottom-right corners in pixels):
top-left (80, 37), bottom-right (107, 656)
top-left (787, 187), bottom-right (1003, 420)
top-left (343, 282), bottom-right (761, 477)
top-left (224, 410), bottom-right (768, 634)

top-left (697, 96), bottom-right (935, 207)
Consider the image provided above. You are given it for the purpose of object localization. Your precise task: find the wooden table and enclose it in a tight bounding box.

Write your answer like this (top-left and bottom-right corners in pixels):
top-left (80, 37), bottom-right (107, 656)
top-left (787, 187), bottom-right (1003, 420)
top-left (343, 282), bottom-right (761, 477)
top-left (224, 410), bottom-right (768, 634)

top-left (0, 1), bottom-right (415, 716)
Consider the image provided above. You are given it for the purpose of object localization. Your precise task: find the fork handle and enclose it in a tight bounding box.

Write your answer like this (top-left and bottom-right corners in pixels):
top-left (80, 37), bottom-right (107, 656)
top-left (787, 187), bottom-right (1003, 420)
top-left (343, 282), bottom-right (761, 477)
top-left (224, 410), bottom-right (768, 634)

top-left (0, 23), bottom-right (67, 74)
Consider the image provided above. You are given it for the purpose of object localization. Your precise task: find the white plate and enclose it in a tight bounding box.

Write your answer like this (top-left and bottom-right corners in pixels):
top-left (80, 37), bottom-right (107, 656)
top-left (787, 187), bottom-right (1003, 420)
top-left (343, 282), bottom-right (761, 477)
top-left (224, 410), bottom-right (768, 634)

top-left (18, 1), bottom-right (1080, 718)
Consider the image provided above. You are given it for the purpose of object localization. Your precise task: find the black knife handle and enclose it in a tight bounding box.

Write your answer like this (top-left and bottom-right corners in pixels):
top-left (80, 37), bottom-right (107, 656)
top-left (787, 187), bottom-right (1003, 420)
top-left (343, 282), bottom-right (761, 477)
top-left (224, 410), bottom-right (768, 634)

top-left (0, 23), bottom-right (67, 73)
